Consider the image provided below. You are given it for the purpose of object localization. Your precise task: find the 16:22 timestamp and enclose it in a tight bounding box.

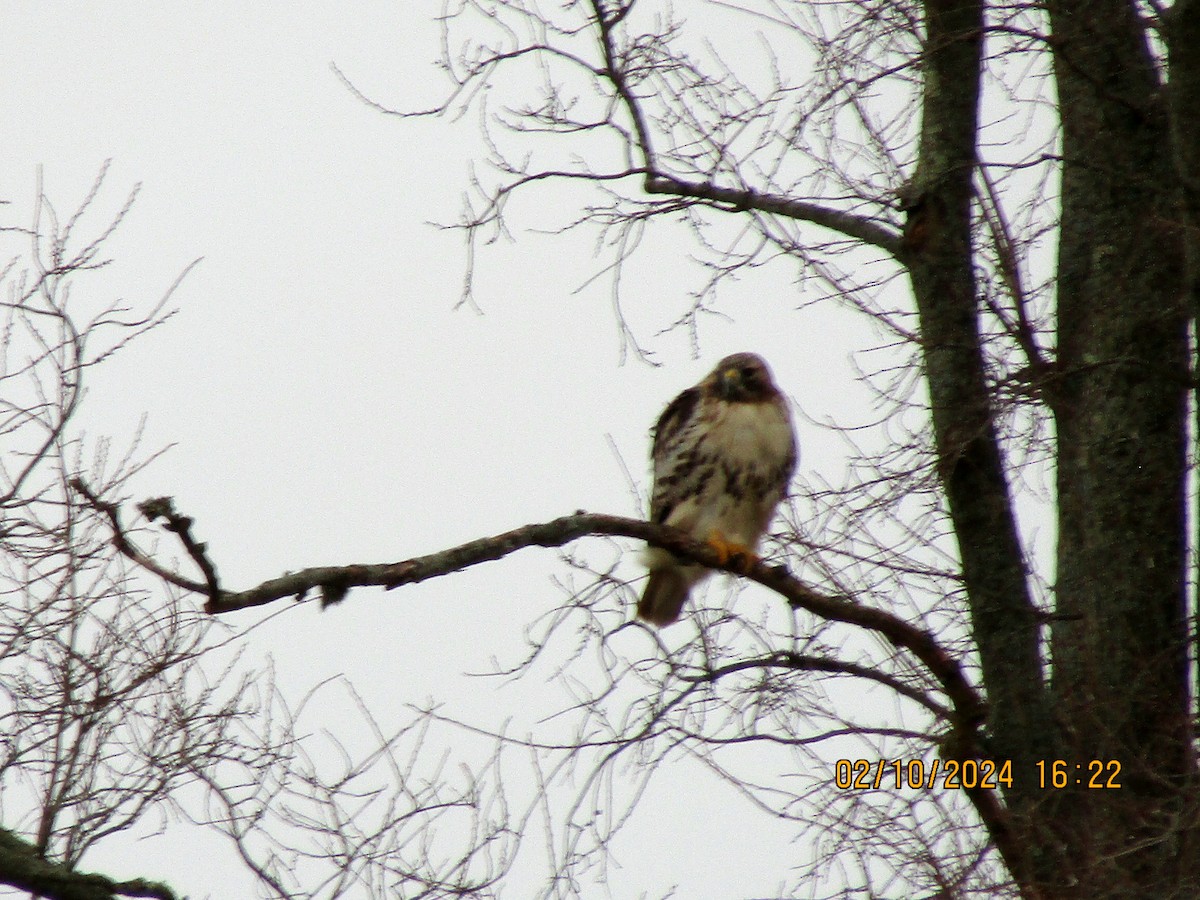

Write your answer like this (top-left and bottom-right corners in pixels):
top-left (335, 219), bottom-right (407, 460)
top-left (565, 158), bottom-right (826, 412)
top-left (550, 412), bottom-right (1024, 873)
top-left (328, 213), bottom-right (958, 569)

top-left (1037, 759), bottom-right (1122, 789)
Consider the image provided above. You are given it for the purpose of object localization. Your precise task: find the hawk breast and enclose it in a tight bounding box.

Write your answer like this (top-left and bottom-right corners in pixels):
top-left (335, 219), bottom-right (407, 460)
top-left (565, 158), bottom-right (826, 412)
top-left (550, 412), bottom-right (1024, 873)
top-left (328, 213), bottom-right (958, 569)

top-left (653, 393), bottom-right (795, 547)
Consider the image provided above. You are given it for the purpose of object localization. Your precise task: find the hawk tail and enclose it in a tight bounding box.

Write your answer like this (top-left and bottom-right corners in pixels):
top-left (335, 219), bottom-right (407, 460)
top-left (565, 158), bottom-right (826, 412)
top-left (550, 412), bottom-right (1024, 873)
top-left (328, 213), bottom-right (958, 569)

top-left (638, 567), bottom-right (691, 626)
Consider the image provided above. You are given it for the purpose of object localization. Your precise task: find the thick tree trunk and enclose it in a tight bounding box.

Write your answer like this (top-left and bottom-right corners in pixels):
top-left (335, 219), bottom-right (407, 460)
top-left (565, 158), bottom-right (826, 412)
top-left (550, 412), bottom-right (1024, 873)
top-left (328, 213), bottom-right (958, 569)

top-left (909, 0), bottom-right (1199, 893)
top-left (900, 0), bottom-right (1056, 892)
top-left (1043, 0), bottom-right (1196, 894)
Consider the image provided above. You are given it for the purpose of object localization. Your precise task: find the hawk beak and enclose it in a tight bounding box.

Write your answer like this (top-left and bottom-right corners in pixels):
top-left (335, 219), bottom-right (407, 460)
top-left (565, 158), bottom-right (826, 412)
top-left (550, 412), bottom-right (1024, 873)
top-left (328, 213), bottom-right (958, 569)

top-left (719, 367), bottom-right (742, 396)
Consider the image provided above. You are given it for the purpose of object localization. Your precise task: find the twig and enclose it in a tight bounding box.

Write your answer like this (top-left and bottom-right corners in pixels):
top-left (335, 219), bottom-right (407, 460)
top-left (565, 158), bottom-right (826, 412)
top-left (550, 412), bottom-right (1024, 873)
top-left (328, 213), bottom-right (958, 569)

top-left (68, 478), bottom-right (209, 597)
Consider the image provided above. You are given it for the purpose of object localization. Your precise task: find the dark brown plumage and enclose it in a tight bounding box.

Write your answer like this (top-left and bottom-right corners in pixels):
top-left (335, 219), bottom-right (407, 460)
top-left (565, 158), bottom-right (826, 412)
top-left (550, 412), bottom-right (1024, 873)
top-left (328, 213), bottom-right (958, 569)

top-left (638, 353), bottom-right (797, 626)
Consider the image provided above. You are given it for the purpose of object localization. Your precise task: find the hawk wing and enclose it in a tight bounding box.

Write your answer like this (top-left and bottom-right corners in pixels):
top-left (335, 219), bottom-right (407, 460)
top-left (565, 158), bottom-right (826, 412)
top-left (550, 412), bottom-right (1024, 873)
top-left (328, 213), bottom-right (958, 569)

top-left (649, 385), bottom-right (703, 526)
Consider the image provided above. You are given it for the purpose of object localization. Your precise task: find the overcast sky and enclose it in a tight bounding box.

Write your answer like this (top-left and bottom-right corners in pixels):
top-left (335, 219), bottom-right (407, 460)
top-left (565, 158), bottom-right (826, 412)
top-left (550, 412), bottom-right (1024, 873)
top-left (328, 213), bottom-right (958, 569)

top-left (3, 5), bottom-right (885, 897)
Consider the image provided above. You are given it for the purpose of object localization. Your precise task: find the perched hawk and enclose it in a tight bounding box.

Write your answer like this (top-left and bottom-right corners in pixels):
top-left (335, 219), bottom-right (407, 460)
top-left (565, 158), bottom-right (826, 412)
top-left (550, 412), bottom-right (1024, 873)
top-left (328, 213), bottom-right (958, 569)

top-left (638, 353), bottom-right (797, 626)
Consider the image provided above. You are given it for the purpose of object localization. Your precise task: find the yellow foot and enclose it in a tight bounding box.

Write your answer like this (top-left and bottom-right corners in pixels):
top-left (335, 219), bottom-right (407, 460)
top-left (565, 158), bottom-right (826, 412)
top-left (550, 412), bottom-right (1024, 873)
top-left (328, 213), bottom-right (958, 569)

top-left (705, 530), bottom-right (758, 573)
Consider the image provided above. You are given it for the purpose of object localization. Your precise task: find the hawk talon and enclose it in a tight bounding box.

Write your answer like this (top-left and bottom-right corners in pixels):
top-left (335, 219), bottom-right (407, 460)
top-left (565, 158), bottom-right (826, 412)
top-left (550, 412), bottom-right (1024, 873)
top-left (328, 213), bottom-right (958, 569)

top-left (705, 531), bottom-right (759, 573)
top-left (730, 549), bottom-right (759, 575)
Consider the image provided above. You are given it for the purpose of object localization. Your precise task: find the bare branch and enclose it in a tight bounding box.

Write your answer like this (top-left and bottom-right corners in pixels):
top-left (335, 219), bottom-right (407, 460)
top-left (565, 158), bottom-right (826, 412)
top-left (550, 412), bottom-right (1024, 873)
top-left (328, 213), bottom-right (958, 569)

top-left (89, 499), bottom-right (990, 737)
top-left (68, 478), bottom-right (209, 597)
top-left (644, 171), bottom-right (903, 254)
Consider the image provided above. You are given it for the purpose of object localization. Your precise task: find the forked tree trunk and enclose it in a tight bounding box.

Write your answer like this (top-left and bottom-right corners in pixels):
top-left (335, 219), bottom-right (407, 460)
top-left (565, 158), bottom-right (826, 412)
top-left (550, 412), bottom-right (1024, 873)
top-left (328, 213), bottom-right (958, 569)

top-left (910, 0), bottom-right (1200, 894)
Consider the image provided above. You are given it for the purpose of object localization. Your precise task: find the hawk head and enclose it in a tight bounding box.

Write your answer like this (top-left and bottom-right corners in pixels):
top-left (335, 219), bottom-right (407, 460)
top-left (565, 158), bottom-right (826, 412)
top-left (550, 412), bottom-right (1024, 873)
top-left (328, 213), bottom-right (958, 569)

top-left (704, 352), bottom-right (781, 403)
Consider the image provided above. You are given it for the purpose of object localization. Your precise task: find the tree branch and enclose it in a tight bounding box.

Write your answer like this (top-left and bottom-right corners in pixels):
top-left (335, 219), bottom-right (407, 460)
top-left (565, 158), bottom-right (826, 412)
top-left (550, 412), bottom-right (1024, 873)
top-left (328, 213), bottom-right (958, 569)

top-left (0, 826), bottom-right (176, 900)
top-left (68, 478), bottom-right (209, 596)
top-left (78, 491), bottom-right (986, 730)
top-left (644, 173), bottom-right (903, 256)
top-left (691, 651), bottom-right (953, 721)
top-left (585, 0), bottom-right (903, 257)
top-left (78, 482), bottom-right (1018, 890)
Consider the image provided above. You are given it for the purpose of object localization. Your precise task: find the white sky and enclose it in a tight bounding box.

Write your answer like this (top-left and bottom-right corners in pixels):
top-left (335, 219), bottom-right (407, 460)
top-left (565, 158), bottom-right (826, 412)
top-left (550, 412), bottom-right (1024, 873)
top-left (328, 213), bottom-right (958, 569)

top-left (3, 4), bottom-right (887, 897)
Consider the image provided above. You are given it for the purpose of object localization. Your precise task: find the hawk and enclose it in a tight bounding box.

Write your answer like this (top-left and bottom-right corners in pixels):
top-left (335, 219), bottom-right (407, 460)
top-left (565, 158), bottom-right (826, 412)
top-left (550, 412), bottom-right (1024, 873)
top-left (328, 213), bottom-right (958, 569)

top-left (638, 352), bottom-right (797, 626)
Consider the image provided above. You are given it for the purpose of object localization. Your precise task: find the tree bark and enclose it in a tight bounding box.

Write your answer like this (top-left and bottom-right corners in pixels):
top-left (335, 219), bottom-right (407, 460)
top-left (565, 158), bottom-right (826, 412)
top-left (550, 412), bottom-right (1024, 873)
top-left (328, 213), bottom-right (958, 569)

top-left (0, 827), bottom-right (176, 900)
top-left (1046, 0), bottom-right (1195, 893)
top-left (900, 0), bottom-right (1054, 890)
